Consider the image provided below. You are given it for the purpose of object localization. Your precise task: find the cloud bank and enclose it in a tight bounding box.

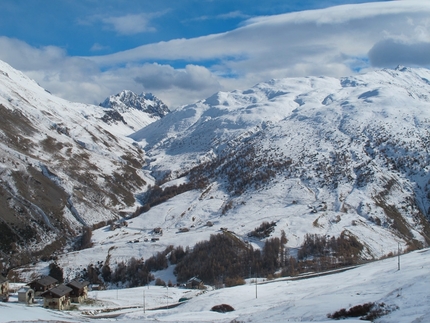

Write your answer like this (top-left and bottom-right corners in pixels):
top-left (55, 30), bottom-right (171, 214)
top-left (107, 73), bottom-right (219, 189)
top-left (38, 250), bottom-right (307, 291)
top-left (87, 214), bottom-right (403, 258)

top-left (0, 1), bottom-right (429, 108)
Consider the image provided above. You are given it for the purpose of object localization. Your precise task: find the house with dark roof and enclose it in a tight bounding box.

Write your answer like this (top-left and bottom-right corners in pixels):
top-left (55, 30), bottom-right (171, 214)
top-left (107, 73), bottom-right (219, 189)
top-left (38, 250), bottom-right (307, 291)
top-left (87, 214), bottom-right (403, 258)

top-left (0, 275), bottom-right (9, 302)
top-left (27, 276), bottom-right (58, 297)
top-left (66, 280), bottom-right (90, 303)
top-left (41, 284), bottom-right (72, 310)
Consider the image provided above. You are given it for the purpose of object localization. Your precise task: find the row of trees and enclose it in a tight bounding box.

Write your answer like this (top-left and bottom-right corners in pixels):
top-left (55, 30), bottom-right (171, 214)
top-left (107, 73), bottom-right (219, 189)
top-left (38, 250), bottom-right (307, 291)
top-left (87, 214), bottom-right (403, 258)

top-left (173, 230), bottom-right (362, 286)
top-left (297, 232), bottom-right (364, 268)
top-left (77, 229), bottom-right (363, 289)
top-left (248, 221), bottom-right (277, 239)
top-left (80, 246), bottom-right (175, 288)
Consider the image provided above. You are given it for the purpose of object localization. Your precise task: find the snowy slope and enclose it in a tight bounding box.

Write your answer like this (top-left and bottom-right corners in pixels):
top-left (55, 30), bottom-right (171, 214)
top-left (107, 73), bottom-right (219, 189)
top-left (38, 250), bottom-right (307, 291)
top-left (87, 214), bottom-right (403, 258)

top-left (3, 59), bottom-right (430, 312)
top-left (16, 66), bottom-right (430, 290)
top-left (128, 66), bottom-right (430, 258)
top-left (0, 60), bottom-right (160, 266)
top-left (3, 247), bottom-right (430, 322)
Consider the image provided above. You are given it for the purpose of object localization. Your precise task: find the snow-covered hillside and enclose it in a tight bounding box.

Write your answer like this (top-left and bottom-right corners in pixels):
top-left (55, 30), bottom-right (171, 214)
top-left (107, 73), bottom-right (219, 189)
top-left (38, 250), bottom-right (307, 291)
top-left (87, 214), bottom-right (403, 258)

top-left (14, 65), bottom-right (430, 291)
top-left (3, 247), bottom-right (430, 322)
top-left (0, 60), bottom-right (167, 267)
top-left (2, 59), bottom-right (430, 306)
top-left (129, 66), bottom-right (430, 259)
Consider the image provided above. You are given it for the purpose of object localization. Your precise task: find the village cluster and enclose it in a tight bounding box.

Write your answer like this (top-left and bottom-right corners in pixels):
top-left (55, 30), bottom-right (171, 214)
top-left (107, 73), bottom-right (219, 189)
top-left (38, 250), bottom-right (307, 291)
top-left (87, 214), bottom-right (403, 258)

top-left (0, 272), bottom-right (209, 314)
top-left (0, 274), bottom-right (89, 311)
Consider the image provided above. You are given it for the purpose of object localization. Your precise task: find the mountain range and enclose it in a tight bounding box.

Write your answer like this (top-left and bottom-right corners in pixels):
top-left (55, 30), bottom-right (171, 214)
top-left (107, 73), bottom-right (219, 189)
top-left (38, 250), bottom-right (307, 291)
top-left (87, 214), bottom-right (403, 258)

top-left (129, 65), bottom-right (430, 258)
top-left (1, 59), bottom-right (430, 279)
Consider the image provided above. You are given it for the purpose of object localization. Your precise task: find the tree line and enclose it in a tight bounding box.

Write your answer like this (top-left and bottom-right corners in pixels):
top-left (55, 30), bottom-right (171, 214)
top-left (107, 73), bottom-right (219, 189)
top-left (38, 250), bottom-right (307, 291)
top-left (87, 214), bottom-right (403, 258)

top-left (73, 226), bottom-right (363, 289)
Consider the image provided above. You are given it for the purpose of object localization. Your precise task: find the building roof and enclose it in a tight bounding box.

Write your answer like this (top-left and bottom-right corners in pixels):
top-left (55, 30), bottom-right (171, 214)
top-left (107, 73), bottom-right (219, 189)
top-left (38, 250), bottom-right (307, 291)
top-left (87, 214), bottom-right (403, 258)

top-left (67, 280), bottom-right (89, 290)
top-left (30, 276), bottom-right (58, 287)
top-left (187, 277), bottom-right (202, 283)
top-left (41, 285), bottom-right (72, 298)
top-left (18, 287), bottom-right (33, 294)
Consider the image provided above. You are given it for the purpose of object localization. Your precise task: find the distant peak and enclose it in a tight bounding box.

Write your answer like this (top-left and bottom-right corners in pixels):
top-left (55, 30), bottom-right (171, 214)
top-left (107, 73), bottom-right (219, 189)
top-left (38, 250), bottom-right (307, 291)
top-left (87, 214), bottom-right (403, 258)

top-left (100, 90), bottom-right (170, 118)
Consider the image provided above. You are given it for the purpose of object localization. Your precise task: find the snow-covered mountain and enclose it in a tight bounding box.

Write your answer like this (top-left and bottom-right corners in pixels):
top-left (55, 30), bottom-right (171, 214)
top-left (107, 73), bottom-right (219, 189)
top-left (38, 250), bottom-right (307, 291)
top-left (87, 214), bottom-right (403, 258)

top-left (2, 58), bottom-right (430, 287)
top-left (99, 90), bottom-right (170, 134)
top-left (0, 60), bottom-right (165, 268)
top-left (128, 66), bottom-right (430, 259)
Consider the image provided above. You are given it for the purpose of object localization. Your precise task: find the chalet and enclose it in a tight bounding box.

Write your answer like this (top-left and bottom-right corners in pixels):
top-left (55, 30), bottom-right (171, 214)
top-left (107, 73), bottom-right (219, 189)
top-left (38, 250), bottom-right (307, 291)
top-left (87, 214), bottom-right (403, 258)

top-left (153, 227), bottom-right (163, 235)
top-left (41, 284), bottom-right (72, 310)
top-left (66, 280), bottom-right (89, 303)
top-left (0, 275), bottom-right (9, 302)
top-left (27, 276), bottom-right (58, 297)
top-left (110, 220), bottom-right (128, 231)
top-left (18, 287), bottom-right (34, 304)
top-left (186, 277), bottom-right (204, 290)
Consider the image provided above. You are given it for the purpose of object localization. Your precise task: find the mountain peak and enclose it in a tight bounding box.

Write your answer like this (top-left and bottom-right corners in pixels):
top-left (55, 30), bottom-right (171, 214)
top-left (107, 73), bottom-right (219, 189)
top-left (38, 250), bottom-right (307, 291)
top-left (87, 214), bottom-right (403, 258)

top-left (100, 90), bottom-right (170, 118)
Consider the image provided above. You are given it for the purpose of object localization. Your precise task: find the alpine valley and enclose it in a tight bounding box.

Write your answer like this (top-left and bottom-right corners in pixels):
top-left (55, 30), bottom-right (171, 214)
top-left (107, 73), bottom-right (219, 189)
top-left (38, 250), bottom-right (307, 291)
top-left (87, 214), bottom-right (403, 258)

top-left (1, 59), bottom-right (430, 285)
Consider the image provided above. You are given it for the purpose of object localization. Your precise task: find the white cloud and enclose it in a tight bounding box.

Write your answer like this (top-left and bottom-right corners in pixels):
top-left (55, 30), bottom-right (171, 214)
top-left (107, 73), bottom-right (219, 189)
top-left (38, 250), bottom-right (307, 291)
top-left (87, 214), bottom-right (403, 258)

top-left (90, 43), bottom-right (110, 52)
top-left (89, 1), bottom-right (430, 71)
top-left (217, 11), bottom-right (251, 20)
top-left (1, 1), bottom-right (430, 108)
top-left (185, 10), bottom-right (249, 23)
top-left (134, 63), bottom-right (221, 91)
top-left (79, 10), bottom-right (169, 36)
top-left (102, 13), bottom-right (156, 35)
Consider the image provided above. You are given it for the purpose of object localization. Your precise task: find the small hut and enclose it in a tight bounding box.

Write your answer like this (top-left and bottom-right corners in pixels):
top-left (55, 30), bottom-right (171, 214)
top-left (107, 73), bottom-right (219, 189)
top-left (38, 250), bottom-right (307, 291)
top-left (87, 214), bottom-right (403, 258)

top-left (28, 276), bottom-right (58, 297)
top-left (18, 287), bottom-right (34, 304)
top-left (186, 277), bottom-right (204, 290)
top-left (153, 227), bottom-right (163, 235)
top-left (41, 285), bottom-right (72, 310)
top-left (66, 280), bottom-right (89, 303)
top-left (0, 275), bottom-right (9, 302)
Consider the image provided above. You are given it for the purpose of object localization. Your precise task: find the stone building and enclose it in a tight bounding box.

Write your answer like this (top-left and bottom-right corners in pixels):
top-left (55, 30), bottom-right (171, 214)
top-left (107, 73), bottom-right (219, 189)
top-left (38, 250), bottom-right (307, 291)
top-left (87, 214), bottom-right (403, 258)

top-left (41, 285), bottom-right (72, 310)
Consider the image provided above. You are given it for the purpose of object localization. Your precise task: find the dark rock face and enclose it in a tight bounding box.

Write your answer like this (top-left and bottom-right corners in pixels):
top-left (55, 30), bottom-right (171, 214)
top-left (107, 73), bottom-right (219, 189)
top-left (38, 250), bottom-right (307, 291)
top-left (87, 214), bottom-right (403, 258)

top-left (101, 110), bottom-right (127, 124)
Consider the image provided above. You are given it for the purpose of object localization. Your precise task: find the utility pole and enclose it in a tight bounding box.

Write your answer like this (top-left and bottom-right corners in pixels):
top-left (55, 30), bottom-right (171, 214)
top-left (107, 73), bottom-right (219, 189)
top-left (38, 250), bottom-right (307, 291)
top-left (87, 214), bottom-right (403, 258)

top-left (143, 289), bottom-right (146, 313)
top-left (255, 273), bottom-right (258, 299)
top-left (398, 242), bottom-right (401, 271)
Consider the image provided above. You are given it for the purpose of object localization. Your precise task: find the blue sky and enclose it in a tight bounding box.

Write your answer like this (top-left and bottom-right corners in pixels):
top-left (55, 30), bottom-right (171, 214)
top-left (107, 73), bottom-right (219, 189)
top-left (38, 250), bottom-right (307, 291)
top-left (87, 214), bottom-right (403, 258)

top-left (1, 0), bottom-right (387, 56)
top-left (0, 0), bottom-right (429, 107)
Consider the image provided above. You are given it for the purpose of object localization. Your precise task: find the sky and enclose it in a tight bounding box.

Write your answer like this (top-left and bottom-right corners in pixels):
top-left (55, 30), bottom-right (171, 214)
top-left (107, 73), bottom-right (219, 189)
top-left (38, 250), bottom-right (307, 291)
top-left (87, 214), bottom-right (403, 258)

top-left (0, 0), bottom-right (429, 108)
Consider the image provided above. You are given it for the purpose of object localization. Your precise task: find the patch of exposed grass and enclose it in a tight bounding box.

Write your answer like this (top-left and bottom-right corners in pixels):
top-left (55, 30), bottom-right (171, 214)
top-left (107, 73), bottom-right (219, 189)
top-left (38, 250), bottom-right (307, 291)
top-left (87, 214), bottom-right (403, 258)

top-left (40, 135), bottom-right (65, 154)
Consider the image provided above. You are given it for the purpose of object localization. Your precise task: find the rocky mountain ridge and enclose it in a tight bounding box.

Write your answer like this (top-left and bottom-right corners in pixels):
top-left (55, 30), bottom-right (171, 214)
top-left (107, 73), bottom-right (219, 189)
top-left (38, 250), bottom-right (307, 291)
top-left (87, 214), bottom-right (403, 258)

top-left (99, 90), bottom-right (170, 134)
top-left (0, 60), bottom-right (168, 270)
